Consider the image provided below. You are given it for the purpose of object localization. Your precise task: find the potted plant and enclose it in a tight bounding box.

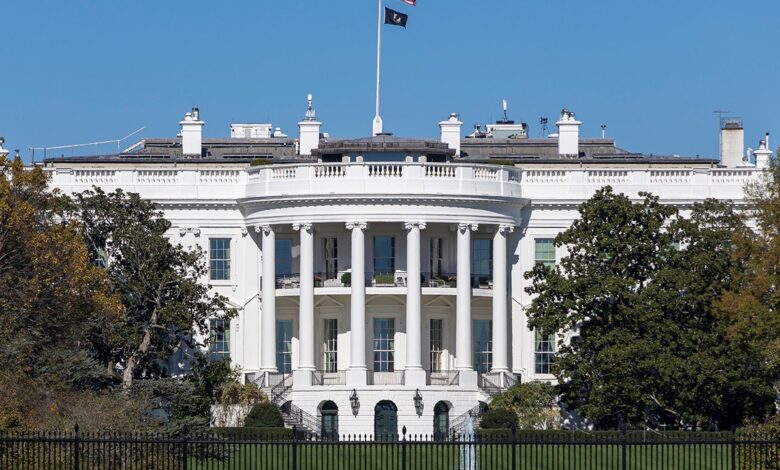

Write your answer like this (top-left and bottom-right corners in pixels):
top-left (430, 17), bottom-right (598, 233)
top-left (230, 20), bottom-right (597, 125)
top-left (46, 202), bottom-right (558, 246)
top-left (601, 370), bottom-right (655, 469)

top-left (340, 272), bottom-right (351, 287)
top-left (314, 274), bottom-right (322, 288)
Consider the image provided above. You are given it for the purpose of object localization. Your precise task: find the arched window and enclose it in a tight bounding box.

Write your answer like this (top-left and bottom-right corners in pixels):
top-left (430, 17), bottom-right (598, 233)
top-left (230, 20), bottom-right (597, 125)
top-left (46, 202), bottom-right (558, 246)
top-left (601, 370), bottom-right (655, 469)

top-left (433, 401), bottom-right (450, 441)
top-left (374, 400), bottom-right (398, 441)
top-left (320, 401), bottom-right (339, 441)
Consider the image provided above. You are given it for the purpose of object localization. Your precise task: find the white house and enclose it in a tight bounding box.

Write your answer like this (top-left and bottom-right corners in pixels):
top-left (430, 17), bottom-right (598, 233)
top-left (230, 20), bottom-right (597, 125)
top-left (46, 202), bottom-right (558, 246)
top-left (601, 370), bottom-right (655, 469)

top-left (40, 98), bottom-right (773, 439)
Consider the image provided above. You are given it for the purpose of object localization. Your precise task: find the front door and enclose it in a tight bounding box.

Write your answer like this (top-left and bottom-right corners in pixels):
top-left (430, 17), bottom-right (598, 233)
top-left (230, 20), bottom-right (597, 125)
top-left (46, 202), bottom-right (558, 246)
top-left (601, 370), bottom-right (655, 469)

top-left (374, 400), bottom-right (398, 441)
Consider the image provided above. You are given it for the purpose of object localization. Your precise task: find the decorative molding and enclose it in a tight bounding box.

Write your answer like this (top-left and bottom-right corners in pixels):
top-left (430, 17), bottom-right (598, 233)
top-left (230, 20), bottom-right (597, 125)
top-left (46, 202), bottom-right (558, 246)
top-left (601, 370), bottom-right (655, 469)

top-left (292, 222), bottom-right (314, 232)
top-left (178, 227), bottom-right (201, 237)
top-left (240, 227), bottom-right (248, 237)
top-left (403, 221), bottom-right (427, 231)
top-left (255, 224), bottom-right (273, 235)
top-left (458, 223), bottom-right (479, 233)
top-left (498, 224), bottom-right (515, 235)
top-left (345, 222), bottom-right (368, 231)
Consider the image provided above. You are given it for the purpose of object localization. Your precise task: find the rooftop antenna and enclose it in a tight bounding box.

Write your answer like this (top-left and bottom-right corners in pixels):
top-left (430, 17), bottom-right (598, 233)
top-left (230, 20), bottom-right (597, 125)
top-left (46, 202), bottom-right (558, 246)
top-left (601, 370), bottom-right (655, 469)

top-left (601, 124), bottom-right (607, 139)
top-left (502, 99), bottom-right (509, 122)
top-left (540, 117), bottom-right (549, 137)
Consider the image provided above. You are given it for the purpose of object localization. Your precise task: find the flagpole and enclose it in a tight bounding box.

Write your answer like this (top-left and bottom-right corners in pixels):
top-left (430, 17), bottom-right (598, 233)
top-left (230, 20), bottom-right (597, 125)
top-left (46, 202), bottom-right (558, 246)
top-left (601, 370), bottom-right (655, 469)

top-left (373, 0), bottom-right (383, 136)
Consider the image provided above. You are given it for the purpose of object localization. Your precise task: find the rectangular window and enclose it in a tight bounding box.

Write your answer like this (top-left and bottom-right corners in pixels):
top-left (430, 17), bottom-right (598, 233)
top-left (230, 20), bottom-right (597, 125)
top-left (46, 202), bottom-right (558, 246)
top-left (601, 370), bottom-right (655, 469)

top-left (472, 239), bottom-right (492, 287)
top-left (473, 319), bottom-right (492, 373)
top-left (323, 318), bottom-right (338, 373)
top-left (323, 237), bottom-right (339, 280)
top-left (430, 238), bottom-right (444, 277)
top-left (535, 239), bottom-right (556, 268)
top-left (430, 319), bottom-right (443, 372)
top-left (209, 238), bottom-right (231, 281)
top-left (535, 330), bottom-right (555, 375)
top-left (276, 320), bottom-right (293, 373)
top-left (373, 236), bottom-right (395, 275)
top-left (276, 239), bottom-right (293, 276)
top-left (373, 318), bottom-right (395, 372)
top-left (209, 318), bottom-right (230, 361)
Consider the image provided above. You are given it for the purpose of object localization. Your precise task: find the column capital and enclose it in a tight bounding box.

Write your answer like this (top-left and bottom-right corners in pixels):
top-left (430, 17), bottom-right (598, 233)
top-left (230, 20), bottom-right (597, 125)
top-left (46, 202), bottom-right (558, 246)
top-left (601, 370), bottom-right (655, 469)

top-left (345, 221), bottom-right (368, 231)
top-left (255, 224), bottom-right (273, 235)
top-left (403, 221), bottom-right (427, 231)
top-left (498, 224), bottom-right (515, 235)
top-left (292, 222), bottom-right (314, 232)
top-left (458, 223), bottom-right (479, 233)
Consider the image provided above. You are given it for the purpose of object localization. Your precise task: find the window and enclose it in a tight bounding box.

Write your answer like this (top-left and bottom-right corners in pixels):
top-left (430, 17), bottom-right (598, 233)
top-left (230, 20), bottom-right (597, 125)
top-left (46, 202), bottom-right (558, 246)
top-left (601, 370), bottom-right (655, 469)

top-left (320, 401), bottom-right (339, 441)
top-left (535, 239), bottom-right (556, 268)
top-left (429, 319), bottom-right (443, 372)
top-left (276, 320), bottom-right (293, 373)
top-left (472, 239), bottom-right (492, 287)
top-left (276, 239), bottom-right (293, 276)
top-left (430, 238), bottom-right (444, 277)
top-left (209, 238), bottom-right (231, 281)
top-left (473, 320), bottom-right (492, 373)
top-left (373, 318), bottom-right (395, 372)
top-left (373, 236), bottom-right (395, 276)
top-left (433, 402), bottom-right (450, 442)
top-left (535, 330), bottom-right (555, 375)
top-left (209, 318), bottom-right (230, 361)
top-left (323, 237), bottom-right (338, 280)
top-left (323, 319), bottom-right (338, 373)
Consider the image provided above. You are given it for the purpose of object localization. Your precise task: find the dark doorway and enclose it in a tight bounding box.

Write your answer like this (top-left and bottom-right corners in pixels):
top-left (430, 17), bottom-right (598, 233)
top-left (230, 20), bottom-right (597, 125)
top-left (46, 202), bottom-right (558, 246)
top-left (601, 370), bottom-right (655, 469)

top-left (433, 401), bottom-right (450, 441)
top-left (374, 400), bottom-right (398, 441)
top-left (320, 401), bottom-right (339, 441)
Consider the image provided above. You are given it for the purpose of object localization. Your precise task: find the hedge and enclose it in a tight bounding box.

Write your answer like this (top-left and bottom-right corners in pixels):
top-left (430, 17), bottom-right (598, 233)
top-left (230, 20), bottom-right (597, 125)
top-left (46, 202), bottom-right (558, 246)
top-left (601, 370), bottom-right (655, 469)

top-left (244, 401), bottom-right (284, 428)
top-left (213, 427), bottom-right (294, 441)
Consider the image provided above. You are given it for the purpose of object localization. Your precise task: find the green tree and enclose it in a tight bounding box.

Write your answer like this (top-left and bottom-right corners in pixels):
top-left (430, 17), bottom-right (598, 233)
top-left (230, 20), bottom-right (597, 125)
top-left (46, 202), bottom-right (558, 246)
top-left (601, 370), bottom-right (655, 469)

top-left (525, 187), bottom-right (774, 430)
top-left (70, 188), bottom-right (236, 389)
top-left (489, 382), bottom-right (560, 429)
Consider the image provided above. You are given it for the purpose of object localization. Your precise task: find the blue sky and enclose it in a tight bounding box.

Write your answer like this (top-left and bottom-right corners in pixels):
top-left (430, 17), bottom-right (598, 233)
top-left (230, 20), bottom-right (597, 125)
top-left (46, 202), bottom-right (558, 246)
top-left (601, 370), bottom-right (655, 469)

top-left (1, 0), bottom-right (778, 161)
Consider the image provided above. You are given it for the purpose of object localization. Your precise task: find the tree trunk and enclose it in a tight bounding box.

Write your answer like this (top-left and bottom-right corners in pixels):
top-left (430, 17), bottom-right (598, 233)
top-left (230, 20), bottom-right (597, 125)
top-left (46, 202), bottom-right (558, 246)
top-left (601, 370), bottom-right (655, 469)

top-left (122, 307), bottom-right (158, 390)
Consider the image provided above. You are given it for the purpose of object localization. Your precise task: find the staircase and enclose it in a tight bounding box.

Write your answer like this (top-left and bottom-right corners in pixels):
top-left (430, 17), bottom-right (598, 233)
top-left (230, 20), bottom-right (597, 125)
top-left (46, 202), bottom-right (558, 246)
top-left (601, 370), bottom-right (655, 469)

top-left (258, 372), bottom-right (320, 438)
top-left (449, 372), bottom-right (519, 438)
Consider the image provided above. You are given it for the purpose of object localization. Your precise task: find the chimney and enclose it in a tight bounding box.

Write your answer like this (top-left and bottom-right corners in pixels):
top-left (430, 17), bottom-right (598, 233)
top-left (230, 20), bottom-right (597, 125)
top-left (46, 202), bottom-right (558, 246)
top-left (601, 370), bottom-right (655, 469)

top-left (439, 113), bottom-right (463, 157)
top-left (298, 94), bottom-right (322, 156)
top-left (556, 108), bottom-right (581, 157)
top-left (754, 134), bottom-right (773, 169)
top-left (179, 107), bottom-right (204, 157)
top-left (720, 119), bottom-right (744, 167)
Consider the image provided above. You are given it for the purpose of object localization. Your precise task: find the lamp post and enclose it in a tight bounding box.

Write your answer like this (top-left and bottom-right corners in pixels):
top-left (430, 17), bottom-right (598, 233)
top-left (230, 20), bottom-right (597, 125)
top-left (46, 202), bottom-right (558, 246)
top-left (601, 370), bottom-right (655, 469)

top-left (413, 388), bottom-right (423, 417)
top-left (350, 389), bottom-right (360, 416)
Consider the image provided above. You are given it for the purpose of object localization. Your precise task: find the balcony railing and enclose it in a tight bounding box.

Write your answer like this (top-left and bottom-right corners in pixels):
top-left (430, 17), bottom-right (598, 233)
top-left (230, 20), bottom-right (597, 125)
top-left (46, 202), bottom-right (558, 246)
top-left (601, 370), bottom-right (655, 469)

top-left (427, 370), bottom-right (460, 386)
top-left (311, 371), bottom-right (346, 386)
top-left (274, 272), bottom-right (493, 289)
top-left (368, 370), bottom-right (405, 385)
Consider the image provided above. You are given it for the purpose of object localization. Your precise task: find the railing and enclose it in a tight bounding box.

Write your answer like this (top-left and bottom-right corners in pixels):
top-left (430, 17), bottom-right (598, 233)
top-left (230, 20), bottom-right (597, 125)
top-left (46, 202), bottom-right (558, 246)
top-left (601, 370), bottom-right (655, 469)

top-left (275, 273), bottom-right (301, 289)
top-left (368, 370), bottom-right (405, 385)
top-left (4, 428), bottom-right (779, 469)
top-left (280, 402), bottom-right (320, 437)
top-left (449, 402), bottom-right (489, 436)
top-left (73, 169), bottom-right (116, 184)
top-left (478, 372), bottom-right (517, 397)
top-left (311, 371), bottom-right (346, 386)
top-left (422, 272), bottom-right (457, 288)
top-left (136, 170), bottom-right (179, 184)
top-left (264, 373), bottom-right (293, 405)
top-left (199, 169), bottom-right (242, 184)
top-left (427, 370), bottom-right (460, 386)
top-left (424, 164), bottom-right (456, 178)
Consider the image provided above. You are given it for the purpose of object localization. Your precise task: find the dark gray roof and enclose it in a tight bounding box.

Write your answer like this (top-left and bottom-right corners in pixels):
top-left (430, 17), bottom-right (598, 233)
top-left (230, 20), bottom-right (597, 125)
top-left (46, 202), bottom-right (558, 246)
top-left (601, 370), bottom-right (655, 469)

top-left (313, 135), bottom-right (455, 157)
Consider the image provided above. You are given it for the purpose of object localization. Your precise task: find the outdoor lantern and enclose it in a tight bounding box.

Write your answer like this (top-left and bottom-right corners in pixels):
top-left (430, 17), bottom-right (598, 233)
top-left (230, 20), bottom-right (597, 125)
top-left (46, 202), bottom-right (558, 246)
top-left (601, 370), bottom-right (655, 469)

top-left (350, 389), bottom-right (360, 416)
top-left (413, 388), bottom-right (423, 416)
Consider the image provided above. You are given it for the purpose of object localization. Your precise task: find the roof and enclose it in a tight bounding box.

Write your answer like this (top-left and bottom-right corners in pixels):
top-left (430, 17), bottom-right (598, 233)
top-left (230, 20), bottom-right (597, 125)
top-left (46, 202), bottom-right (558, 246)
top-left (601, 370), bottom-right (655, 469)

top-left (313, 135), bottom-right (455, 157)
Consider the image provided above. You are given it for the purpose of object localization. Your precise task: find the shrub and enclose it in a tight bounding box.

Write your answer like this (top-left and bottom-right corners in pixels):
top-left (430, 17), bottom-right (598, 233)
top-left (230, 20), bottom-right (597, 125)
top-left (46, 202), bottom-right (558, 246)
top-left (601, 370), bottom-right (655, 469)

top-left (340, 272), bottom-right (351, 286)
top-left (250, 158), bottom-right (272, 166)
top-left (487, 159), bottom-right (516, 167)
top-left (490, 382), bottom-right (560, 430)
top-left (479, 408), bottom-right (517, 429)
top-left (217, 382), bottom-right (266, 406)
top-left (244, 402), bottom-right (284, 428)
top-left (214, 426), bottom-right (294, 441)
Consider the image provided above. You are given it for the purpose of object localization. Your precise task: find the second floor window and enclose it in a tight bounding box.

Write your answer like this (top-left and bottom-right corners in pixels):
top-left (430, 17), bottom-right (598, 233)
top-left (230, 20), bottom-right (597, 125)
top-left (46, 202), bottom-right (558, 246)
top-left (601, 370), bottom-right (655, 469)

top-left (472, 239), bottom-right (492, 287)
top-left (209, 238), bottom-right (231, 281)
top-left (473, 319), bottom-right (492, 373)
top-left (209, 318), bottom-right (230, 361)
top-left (535, 239), bottom-right (556, 268)
top-left (276, 239), bottom-right (293, 276)
top-left (373, 236), bottom-right (395, 275)
top-left (323, 318), bottom-right (338, 373)
top-left (430, 238), bottom-right (444, 276)
top-left (323, 237), bottom-right (338, 279)
top-left (373, 318), bottom-right (395, 372)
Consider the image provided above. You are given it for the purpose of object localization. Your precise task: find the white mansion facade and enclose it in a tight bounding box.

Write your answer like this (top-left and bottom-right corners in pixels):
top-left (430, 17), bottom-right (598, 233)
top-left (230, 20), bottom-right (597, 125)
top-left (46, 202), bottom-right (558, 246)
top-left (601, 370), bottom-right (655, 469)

top-left (36, 99), bottom-right (772, 438)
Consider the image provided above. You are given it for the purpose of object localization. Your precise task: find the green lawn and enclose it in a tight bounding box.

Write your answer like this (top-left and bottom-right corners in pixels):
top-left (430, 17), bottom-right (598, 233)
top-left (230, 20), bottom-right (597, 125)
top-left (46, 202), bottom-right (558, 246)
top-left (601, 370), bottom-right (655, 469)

top-left (188, 442), bottom-right (738, 470)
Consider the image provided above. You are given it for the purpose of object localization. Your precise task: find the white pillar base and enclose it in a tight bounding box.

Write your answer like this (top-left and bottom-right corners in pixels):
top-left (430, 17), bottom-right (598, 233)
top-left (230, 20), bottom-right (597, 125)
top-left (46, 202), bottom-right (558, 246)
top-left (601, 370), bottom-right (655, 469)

top-left (292, 369), bottom-right (313, 387)
top-left (458, 370), bottom-right (478, 388)
top-left (346, 368), bottom-right (368, 386)
top-left (404, 368), bottom-right (427, 387)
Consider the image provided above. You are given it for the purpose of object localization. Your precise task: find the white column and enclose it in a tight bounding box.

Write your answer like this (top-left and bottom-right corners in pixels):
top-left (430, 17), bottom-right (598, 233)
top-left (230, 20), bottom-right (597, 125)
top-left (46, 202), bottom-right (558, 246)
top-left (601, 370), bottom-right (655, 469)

top-left (491, 224), bottom-right (513, 373)
top-left (346, 221), bottom-right (368, 386)
top-left (405, 221), bottom-right (426, 386)
top-left (241, 229), bottom-right (262, 376)
top-left (293, 223), bottom-right (315, 386)
top-left (259, 225), bottom-right (277, 374)
top-left (456, 223), bottom-right (478, 386)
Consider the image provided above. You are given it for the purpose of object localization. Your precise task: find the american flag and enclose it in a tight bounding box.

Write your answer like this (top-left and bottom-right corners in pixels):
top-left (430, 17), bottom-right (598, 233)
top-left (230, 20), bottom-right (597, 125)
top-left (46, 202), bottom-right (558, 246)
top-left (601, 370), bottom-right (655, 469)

top-left (401, 0), bottom-right (416, 5)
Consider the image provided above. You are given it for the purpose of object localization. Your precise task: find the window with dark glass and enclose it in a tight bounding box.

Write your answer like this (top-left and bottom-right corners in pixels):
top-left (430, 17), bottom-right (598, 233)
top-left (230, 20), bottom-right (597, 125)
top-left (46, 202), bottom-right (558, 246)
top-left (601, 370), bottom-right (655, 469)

top-left (373, 318), bottom-right (395, 372)
top-left (323, 318), bottom-right (338, 373)
top-left (473, 319), bottom-right (492, 373)
top-left (209, 238), bottom-right (231, 281)
top-left (429, 319), bottom-right (443, 372)
top-left (535, 330), bottom-right (555, 374)
top-left (209, 318), bottom-right (230, 361)
top-left (430, 238), bottom-right (444, 277)
top-left (472, 239), bottom-right (492, 287)
top-left (323, 237), bottom-right (338, 280)
top-left (373, 236), bottom-right (395, 276)
top-left (276, 239), bottom-right (293, 276)
top-left (276, 320), bottom-right (293, 373)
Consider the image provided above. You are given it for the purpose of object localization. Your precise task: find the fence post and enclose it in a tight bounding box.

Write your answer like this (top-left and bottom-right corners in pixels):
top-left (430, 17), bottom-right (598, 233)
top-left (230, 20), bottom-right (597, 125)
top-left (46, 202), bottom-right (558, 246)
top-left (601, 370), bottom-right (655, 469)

top-left (731, 428), bottom-right (736, 470)
top-left (511, 424), bottom-right (517, 470)
top-left (73, 423), bottom-right (80, 470)
top-left (181, 426), bottom-right (188, 470)
top-left (621, 427), bottom-right (627, 470)
top-left (292, 426), bottom-right (298, 470)
top-left (402, 426), bottom-right (407, 470)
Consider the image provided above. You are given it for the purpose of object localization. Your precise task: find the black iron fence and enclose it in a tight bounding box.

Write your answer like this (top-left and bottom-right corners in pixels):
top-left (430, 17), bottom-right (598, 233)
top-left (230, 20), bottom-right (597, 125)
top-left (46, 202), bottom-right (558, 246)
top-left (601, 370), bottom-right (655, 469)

top-left (2, 426), bottom-right (779, 470)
